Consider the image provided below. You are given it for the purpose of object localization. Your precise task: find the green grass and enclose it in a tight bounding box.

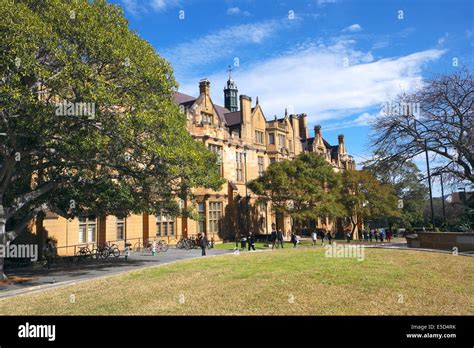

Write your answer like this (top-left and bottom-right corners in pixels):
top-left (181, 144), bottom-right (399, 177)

top-left (0, 248), bottom-right (472, 315)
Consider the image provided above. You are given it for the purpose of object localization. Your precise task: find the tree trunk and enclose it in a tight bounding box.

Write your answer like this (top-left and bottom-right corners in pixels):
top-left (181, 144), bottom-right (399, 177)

top-left (350, 216), bottom-right (358, 239)
top-left (0, 204), bottom-right (7, 280)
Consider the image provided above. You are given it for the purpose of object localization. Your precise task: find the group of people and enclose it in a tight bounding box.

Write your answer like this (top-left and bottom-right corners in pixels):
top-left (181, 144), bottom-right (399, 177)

top-left (360, 228), bottom-right (392, 243)
top-left (241, 225), bottom-right (393, 251)
top-left (311, 229), bottom-right (333, 246)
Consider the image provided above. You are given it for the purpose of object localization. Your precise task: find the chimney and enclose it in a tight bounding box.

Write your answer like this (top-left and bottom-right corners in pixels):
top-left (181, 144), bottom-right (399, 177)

top-left (240, 95), bottom-right (252, 123)
top-left (338, 134), bottom-right (346, 154)
top-left (314, 125), bottom-right (322, 138)
top-left (298, 114), bottom-right (308, 140)
top-left (199, 79), bottom-right (210, 96)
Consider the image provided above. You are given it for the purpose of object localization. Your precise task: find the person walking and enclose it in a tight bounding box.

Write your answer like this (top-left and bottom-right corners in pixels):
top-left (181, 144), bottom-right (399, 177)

top-left (290, 232), bottom-right (298, 247)
top-left (277, 229), bottom-right (284, 248)
top-left (326, 231), bottom-right (333, 245)
top-left (199, 232), bottom-right (208, 256)
top-left (374, 229), bottom-right (379, 242)
top-left (271, 224), bottom-right (277, 249)
top-left (248, 232), bottom-right (256, 251)
top-left (386, 230), bottom-right (392, 243)
top-left (311, 230), bottom-right (318, 246)
top-left (369, 229), bottom-right (373, 242)
top-left (346, 231), bottom-right (351, 243)
top-left (43, 238), bottom-right (55, 269)
top-left (379, 229), bottom-right (384, 243)
top-left (319, 229), bottom-right (326, 246)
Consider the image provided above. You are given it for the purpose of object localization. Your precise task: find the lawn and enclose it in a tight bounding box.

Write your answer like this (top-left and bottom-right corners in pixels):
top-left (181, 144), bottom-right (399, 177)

top-left (0, 248), bottom-right (473, 315)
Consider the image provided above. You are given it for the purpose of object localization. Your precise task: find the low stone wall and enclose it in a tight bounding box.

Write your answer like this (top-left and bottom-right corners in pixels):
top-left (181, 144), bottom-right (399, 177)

top-left (406, 232), bottom-right (474, 252)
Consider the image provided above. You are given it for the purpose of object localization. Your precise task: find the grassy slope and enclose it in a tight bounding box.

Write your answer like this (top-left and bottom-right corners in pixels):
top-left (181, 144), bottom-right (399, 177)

top-left (0, 248), bottom-right (472, 315)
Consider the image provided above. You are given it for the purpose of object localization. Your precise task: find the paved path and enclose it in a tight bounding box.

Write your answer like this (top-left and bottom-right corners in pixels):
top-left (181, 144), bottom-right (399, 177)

top-left (0, 248), bottom-right (231, 299)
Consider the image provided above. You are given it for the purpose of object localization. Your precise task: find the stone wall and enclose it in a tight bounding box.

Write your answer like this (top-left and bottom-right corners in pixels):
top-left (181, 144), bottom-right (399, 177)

top-left (406, 232), bottom-right (474, 252)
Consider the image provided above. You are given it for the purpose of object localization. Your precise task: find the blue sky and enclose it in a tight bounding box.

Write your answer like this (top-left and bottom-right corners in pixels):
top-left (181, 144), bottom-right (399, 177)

top-left (113, 0), bottom-right (473, 194)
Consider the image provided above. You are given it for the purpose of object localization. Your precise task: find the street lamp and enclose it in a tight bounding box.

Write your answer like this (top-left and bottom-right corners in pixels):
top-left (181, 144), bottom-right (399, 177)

top-left (416, 137), bottom-right (435, 229)
top-left (243, 146), bottom-right (249, 237)
top-left (435, 173), bottom-right (447, 228)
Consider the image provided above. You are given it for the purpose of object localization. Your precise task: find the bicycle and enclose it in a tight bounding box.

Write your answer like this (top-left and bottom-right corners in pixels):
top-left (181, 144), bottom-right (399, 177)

top-left (157, 240), bottom-right (169, 252)
top-left (74, 246), bottom-right (92, 261)
top-left (91, 244), bottom-right (109, 259)
top-left (93, 242), bottom-right (121, 259)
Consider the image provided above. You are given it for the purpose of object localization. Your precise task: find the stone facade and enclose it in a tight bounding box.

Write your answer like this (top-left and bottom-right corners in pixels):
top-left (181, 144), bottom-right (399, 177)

top-left (35, 78), bottom-right (356, 255)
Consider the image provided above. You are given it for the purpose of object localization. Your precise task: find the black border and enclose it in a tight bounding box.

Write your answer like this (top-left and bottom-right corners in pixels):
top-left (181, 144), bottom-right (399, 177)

top-left (0, 316), bottom-right (472, 346)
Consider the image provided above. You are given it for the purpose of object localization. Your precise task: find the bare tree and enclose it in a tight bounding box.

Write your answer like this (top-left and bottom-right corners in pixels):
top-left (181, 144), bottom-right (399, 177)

top-left (370, 68), bottom-right (473, 184)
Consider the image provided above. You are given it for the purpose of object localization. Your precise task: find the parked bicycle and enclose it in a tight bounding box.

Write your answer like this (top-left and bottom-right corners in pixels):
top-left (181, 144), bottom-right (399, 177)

top-left (92, 242), bottom-right (121, 259)
top-left (134, 239), bottom-right (168, 253)
top-left (74, 246), bottom-right (92, 261)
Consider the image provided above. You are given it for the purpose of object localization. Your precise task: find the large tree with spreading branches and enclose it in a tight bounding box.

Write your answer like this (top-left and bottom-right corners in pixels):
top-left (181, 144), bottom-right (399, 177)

top-left (370, 68), bottom-right (473, 184)
top-left (248, 153), bottom-right (344, 232)
top-left (0, 0), bottom-right (224, 278)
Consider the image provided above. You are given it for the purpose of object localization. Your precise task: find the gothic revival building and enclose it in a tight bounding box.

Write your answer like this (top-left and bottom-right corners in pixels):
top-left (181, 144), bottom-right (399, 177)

top-left (35, 76), bottom-right (355, 255)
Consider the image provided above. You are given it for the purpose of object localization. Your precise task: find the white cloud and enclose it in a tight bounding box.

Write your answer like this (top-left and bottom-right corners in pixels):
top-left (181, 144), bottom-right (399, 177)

top-left (227, 7), bottom-right (241, 15)
top-left (121, 0), bottom-right (144, 16)
top-left (162, 20), bottom-right (280, 74)
top-left (178, 40), bottom-right (445, 129)
top-left (323, 112), bottom-right (378, 131)
top-left (437, 33), bottom-right (449, 45)
top-left (317, 0), bottom-right (336, 5)
top-left (342, 24), bottom-right (362, 33)
top-left (227, 7), bottom-right (250, 16)
top-left (150, 0), bottom-right (180, 12)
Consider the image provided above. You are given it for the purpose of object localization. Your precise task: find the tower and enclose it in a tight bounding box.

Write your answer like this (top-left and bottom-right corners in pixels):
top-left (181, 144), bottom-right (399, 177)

top-left (224, 65), bottom-right (238, 112)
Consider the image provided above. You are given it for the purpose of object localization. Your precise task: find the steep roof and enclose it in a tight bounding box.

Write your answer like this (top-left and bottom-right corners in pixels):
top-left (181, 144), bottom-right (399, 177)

top-left (174, 91), bottom-right (195, 104)
top-left (224, 111), bottom-right (241, 126)
top-left (173, 91), bottom-right (230, 124)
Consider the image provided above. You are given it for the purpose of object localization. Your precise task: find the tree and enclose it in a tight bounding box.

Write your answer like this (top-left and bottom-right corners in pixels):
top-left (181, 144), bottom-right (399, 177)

top-left (371, 68), bottom-right (474, 184)
top-left (0, 0), bottom-right (224, 278)
top-left (247, 153), bottom-right (344, 232)
top-left (363, 156), bottom-right (428, 228)
top-left (341, 170), bottom-right (400, 238)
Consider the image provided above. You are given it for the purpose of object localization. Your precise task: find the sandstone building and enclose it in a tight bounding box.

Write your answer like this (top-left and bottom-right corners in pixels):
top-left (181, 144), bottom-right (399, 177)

top-left (35, 76), bottom-right (355, 255)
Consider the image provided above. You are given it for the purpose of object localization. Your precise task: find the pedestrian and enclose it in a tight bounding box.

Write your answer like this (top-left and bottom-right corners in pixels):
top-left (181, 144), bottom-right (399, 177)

top-left (199, 232), bottom-right (208, 256)
top-left (248, 232), bottom-right (256, 251)
top-left (43, 238), bottom-right (55, 269)
top-left (271, 224), bottom-right (277, 249)
top-left (319, 229), bottom-right (326, 246)
top-left (326, 231), bottom-right (333, 245)
top-left (374, 229), bottom-right (379, 242)
top-left (290, 232), bottom-right (298, 247)
top-left (277, 229), bottom-right (284, 248)
top-left (346, 231), bottom-right (351, 243)
top-left (311, 230), bottom-right (318, 246)
top-left (386, 230), bottom-right (392, 243)
top-left (379, 229), bottom-right (384, 243)
top-left (369, 229), bottom-right (373, 242)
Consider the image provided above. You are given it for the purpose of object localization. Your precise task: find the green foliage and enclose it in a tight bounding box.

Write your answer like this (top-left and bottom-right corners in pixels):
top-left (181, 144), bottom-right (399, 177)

top-left (363, 157), bottom-right (428, 228)
top-left (0, 0), bottom-right (224, 236)
top-left (248, 153), bottom-right (345, 223)
top-left (341, 169), bottom-right (400, 233)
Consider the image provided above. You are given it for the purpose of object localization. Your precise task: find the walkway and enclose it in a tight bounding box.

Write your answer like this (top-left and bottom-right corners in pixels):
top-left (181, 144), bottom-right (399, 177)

top-left (0, 248), bottom-right (231, 299)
